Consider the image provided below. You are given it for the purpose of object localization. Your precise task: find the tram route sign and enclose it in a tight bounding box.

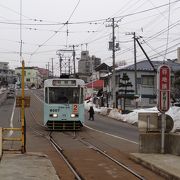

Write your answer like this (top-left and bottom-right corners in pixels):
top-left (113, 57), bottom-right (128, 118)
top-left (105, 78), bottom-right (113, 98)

top-left (16, 96), bottom-right (30, 108)
top-left (157, 65), bottom-right (171, 113)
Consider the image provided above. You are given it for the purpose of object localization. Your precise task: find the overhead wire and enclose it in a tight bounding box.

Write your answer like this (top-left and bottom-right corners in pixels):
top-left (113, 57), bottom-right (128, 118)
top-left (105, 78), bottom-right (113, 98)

top-left (1, 0), bottom-right (180, 68)
top-left (0, 0), bottom-right (178, 26)
top-left (28, 0), bottom-right (81, 63)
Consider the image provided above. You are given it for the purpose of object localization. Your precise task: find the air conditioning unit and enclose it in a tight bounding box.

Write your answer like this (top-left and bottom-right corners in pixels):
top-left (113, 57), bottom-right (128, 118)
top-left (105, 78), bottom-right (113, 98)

top-left (138, 112), bottom-right (159, 132)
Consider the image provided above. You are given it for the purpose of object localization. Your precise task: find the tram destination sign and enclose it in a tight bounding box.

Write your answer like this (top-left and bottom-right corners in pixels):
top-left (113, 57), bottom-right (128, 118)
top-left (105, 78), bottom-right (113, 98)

top-left (157, 65), bottom-right (171, 113)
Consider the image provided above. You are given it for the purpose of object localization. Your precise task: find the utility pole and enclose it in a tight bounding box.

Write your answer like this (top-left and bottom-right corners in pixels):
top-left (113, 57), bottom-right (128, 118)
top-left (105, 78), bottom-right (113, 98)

top-left (126, 32), bottom-right (138, 108)
top-left (107, 17), bottom-right (119, 108)
top-left (112, 18), bottom-right (116, 108)
top-left (51, 58), bottom-right (54, 78)
top-left (133, 32), bottom-right (138, 108)
top-left (59, 55), bottom-right (62, 77)
top-left (72, 45), bottom-right (76, 77)
top-left (48, 62), bottom-right (49, 78)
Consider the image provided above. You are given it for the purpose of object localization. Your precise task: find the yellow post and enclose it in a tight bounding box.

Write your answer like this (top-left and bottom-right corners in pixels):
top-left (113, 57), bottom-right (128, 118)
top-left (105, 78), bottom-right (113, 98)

top-left (21, 60), bottom-right (25, 153)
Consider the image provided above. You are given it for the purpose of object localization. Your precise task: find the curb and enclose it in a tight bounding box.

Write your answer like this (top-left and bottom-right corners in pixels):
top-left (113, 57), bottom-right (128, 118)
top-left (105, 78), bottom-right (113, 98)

top-left (130, 153), bottom-right (180, 180)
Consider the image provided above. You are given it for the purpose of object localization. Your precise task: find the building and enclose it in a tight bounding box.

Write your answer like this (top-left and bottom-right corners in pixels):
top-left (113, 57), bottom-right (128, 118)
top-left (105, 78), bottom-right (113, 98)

top-left (102, 60), bottom-right (180, 109)
top-left (0, 62), bottom-right (16, 87)
top-left (15, 67), bottom-right (43, 88)
top-left (78, 51), bottom-right (101, 82)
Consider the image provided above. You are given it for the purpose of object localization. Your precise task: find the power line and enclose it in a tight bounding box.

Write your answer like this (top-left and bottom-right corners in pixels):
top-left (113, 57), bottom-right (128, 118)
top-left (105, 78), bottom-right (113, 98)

top-left (0, 0), bottom-right (179, 26)
top-left (28, 0), bottom-right (81, 63)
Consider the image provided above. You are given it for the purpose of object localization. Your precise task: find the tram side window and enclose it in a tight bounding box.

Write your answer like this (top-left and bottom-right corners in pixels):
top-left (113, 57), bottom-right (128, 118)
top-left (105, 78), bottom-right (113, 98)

top-left (45, 87), bottom-right (48, 103)
top-left (80, 87), bottom-right (84, 103)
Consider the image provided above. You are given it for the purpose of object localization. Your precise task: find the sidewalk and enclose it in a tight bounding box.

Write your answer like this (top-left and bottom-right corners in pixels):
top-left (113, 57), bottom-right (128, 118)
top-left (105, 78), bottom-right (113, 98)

top-left (130, 153), bottom-right (180, 180)
top-left (0, 152), bottom-right (59, 180)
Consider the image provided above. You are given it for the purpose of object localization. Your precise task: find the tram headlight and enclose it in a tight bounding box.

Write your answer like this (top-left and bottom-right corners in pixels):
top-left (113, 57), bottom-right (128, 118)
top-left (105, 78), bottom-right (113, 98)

top-left (71, 113), bottom-right (78, 118)
top-left (50, 113), bottom-right (58, 118)
top-left (71, 113), bottom-right (76, 118)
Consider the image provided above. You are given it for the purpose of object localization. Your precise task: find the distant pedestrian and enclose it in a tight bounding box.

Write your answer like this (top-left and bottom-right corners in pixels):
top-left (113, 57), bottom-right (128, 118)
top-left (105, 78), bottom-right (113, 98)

top-left (88, 106), bottom-right (94, 121)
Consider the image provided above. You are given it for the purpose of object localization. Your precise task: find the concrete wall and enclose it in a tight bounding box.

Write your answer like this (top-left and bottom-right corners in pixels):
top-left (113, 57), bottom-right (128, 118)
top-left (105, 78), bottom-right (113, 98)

top-left (139, 133), bottom-right (180, 155)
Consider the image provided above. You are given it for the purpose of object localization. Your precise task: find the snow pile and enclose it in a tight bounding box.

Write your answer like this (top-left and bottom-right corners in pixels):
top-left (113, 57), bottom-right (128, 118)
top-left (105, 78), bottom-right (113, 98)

top-left (108, 109), bottom-right (125, 121)
top-left (99, 107), bottom-right (109, 115)
top-left (84, 100), bottom-right (180, 132)
top-left (166, 106), bottom-right (180, 132)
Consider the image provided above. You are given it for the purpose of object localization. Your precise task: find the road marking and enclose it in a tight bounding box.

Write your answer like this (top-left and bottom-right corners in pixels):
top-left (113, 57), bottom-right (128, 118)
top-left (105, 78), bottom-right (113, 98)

top-left (84, 124), bottom-right (138, 144)
top-left (7, 99), bottom-right (16, 137)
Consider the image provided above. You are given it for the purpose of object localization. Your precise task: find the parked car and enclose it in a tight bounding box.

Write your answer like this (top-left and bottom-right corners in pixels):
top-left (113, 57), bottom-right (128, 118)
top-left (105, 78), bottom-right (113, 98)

top-left (7, 92), bottom-right (15, 99)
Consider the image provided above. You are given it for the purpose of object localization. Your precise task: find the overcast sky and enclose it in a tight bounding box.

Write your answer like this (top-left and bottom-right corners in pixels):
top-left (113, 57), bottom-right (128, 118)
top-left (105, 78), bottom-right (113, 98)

top-left (0, 0), bottom-right (180, 75)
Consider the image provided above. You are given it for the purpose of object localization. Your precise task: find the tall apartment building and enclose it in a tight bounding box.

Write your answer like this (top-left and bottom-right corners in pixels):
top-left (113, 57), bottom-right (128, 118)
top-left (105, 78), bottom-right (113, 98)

top-left (78, 51), bottom-right (101, 82)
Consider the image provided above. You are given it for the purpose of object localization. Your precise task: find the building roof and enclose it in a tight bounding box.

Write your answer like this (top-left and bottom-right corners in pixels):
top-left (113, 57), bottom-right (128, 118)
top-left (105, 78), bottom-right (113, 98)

top-left (117, 60), bottom-right (180, 72)
top-left (15, 66), bottom-right (38, 70)
top-left (85, 80), bottom-right (104, 89)
top-left (38, 68), bottom-right (48, 76)
top-left (95, 63), bottom-right (111, 72)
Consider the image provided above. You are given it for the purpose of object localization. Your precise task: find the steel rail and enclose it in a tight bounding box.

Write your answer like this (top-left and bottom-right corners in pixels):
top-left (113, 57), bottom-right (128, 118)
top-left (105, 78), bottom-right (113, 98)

top-left (78, 137), bottom-right (146, 180)
top-left (49, 137), bottom-right (83, 180)
top-left (28, 92), bottom-right (144, 179)
top-left (28, 107), bottom-right (83, 180)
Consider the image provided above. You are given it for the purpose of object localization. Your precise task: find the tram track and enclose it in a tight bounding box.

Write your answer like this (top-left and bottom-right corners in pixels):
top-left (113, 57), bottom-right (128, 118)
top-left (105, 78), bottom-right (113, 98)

top-left (28, 105), bottom-right (144, 179)
top-left (27, 106), bottom-right (84, 180)
top-left (63, 131), bottom-right (146, 180)
top-left (28, 92), bottom-right (143, 179)
top-left (49, 137), bottom-right (83, 180)
top-left (27, 91), bottom-right (164, 180)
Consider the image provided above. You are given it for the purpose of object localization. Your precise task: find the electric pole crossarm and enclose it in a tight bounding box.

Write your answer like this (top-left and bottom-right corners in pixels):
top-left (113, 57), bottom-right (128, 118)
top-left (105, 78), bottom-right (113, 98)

top-left (135, 38), bottom-right (157, 73)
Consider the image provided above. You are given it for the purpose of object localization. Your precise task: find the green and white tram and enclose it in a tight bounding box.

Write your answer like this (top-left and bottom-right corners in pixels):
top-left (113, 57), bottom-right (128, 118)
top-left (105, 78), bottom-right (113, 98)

top-left (44, 78), bottom-right (85, 130)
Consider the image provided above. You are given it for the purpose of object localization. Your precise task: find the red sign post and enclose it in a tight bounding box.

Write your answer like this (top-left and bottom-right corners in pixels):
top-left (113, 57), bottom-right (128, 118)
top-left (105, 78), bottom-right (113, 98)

top-left (157, 64), bottom-right (171, 154)
top-left (157, 65), bottom-right (171, 112)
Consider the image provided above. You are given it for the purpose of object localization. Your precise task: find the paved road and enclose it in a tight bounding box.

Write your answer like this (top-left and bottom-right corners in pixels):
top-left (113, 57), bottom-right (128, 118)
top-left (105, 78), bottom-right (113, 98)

top-left (85, 111), bottom-right (139, 143)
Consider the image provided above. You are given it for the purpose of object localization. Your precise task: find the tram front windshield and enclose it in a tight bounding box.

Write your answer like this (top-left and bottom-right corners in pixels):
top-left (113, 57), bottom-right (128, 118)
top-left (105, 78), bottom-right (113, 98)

top-left (46, 87), bottom-right (83, 104)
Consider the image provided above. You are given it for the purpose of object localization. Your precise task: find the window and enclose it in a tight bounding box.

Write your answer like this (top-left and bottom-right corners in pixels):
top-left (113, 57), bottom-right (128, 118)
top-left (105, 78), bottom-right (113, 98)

top-left (45, 88), bottom-right (48, 103)
top-left (48, 87), bottom-right (83, 104)
top-left (142, 75), bottom-right (154, 86)
top-left (85, 62), bottom-right (90, 68)
top-left (26, 78), bottom-right (30, 82)
top-left (137, 78), bottom-right (141, 84)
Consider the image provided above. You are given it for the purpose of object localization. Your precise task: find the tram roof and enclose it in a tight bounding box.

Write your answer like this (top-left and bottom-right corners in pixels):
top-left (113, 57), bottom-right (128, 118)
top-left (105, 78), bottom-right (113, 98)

top-left (44, 78), bottom-right (85, 87)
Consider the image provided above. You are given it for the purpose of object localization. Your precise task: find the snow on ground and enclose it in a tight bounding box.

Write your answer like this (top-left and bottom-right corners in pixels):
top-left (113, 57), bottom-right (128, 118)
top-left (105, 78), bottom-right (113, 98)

top-left (0, 87), bottom-right (6, 94)
top-left (85, 100), bottom-right (180, 132)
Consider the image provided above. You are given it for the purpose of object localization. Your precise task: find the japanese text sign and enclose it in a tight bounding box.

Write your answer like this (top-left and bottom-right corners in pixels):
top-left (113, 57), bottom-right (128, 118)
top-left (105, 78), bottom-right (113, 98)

top-left (157, 65), bottom-right (171, 112)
